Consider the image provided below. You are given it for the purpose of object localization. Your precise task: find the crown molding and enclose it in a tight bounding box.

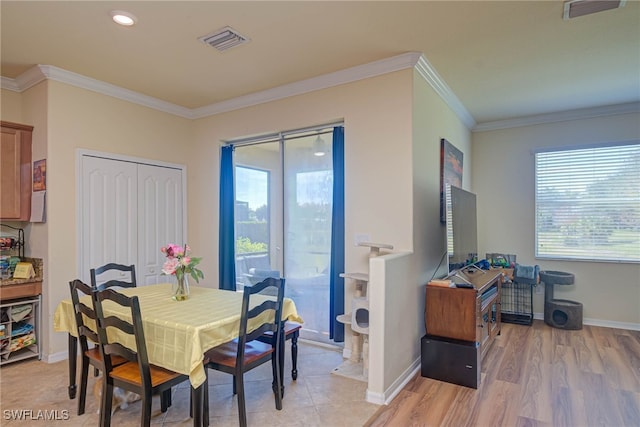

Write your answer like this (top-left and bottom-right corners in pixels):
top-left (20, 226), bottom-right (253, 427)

top-left (2, 52), bottom-right (477, 127)
top-left (2, 65), bottom-right (193, 119)
top-left (1, 76), bottom-right (21, 92)
top-left (1, 53), bottom-right (422, 121)
top-left (2, 57), bottom-right (636, 132)
top-left (190, 52), bottom-right (423, 119)
top-left (413, 55), bottom-right (476, 129)
top-left (41, 65), bottom-right (194, 118)
top-left (15, 65), bottom-right (48, 90)
top-left (473, 101), bottom-right (640, 132)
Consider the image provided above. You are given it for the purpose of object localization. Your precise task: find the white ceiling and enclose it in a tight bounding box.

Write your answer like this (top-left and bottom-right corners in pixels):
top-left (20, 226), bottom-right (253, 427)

top-left (2, 1), bottom-right (639, 125)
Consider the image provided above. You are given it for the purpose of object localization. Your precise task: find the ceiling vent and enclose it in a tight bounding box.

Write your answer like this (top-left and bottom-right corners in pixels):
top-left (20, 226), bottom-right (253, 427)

top-left (563, 0), bottom-right (626, 20)
top-left (198, 26), bottom-right (250, 52)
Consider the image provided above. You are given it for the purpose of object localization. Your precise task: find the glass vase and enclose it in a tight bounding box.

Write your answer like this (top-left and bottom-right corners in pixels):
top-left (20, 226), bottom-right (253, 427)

top-left (173, 274), bottom-right (190, 301)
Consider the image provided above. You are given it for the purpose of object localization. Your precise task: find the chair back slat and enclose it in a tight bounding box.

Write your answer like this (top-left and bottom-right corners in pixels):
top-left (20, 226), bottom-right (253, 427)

top-left (245, 323), bottom-right (274, 344)
top-left (102, 314), bottom-right (136, 336)
top-left (246, 299), bottom-right (278, 320)
top-left (102, 342), bottom-right (138, 363)
top-left (249, 276), bottom-right (280, 294)
top-left (76, 303), bottom-right (96, 321)
top-left (77, 325), bottom-right (99, 344)
top-left (90, 263), bottom-right (137, 291)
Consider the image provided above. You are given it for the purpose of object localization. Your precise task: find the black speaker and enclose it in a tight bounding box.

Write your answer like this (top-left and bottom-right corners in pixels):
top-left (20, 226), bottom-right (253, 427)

top-left (420, 334), bottom-right (480, 389)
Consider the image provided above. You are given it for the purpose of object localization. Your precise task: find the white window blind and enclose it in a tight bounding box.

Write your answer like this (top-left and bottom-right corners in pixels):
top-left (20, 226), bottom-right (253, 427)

top-left (535, 142), bottom-right (640, 262)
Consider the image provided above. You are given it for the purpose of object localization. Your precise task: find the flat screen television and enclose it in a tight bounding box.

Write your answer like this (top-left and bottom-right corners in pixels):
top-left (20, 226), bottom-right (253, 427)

top-left (445, 185), bottom-right (478, 275)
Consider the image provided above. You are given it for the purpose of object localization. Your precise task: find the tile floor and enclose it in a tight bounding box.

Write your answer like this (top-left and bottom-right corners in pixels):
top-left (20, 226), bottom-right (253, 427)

top-left (0, 341), bottom-right (380, 426)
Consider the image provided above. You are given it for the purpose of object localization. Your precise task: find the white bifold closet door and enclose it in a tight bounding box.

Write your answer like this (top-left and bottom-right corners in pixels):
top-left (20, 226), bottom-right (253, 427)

top-left (80, 155), bottom-right (184, 286)
top-left (137, 163), bottom-right (183, 285)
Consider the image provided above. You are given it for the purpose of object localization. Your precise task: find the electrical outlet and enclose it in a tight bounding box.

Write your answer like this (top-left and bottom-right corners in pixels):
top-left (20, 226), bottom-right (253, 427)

top-left (355, 234), bottom-right (370, 246)
top-left (535, 285), bottom-right (543, 295)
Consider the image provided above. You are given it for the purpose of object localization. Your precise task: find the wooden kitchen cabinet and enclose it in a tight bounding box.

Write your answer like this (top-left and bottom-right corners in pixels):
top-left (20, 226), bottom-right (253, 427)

top-left (1, 121), bottom-right (33, 221)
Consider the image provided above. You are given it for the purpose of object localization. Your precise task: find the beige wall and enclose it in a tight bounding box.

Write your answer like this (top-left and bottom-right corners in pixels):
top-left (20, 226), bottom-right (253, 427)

top-left (473, 113), bottom-right (640, 325)
top-left (368, 69), bottom-right (473, 399)
top-left (1, 88), bottom-right (23, 123)
top-left (364, 70), bottom-right (473, 400)
top-left (412, 70), bottom-right (472, 281)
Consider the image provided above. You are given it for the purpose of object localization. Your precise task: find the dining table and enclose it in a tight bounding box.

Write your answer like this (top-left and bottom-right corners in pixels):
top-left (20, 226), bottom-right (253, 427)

top-left (53, 283), bottom-right (303, 426)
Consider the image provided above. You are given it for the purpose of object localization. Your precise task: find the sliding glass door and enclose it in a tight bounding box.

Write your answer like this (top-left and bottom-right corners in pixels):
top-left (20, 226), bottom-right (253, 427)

top-left (283, 133), bottom-right (333, 343)
top-left (233, 131), bottom-right (334, 343)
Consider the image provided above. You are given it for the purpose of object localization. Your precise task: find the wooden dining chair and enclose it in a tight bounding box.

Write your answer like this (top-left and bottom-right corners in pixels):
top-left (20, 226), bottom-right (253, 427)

top-left (89, 264), bottom-right (180, 412)
top-left (68, 279), bottom-right (127, 416)
top-left (204, 277), bottom-right (286, 427)
top-left (92, 287), bottom-right (194, 427)
top-left (90, 263), bottom-right (137, 291)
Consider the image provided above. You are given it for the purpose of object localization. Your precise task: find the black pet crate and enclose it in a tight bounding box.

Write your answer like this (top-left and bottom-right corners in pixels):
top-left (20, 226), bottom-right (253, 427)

top-left (500, 276), bottom-right (535, 326)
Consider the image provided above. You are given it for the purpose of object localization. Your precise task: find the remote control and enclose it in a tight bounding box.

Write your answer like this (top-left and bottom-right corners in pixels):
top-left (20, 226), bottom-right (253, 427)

top-left (455, 283), bottom-right (474, 289)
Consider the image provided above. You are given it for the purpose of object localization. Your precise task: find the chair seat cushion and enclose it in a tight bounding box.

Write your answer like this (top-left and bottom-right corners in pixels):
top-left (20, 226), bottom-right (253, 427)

top-left (110, 361), bottom-right (184, 388)
top-left (204, 339), bottom-right (274, 369)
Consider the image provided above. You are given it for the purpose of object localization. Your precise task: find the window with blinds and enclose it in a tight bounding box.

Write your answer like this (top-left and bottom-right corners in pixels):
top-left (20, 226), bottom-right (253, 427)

top-left (535, 142), bottom-right (640, 262)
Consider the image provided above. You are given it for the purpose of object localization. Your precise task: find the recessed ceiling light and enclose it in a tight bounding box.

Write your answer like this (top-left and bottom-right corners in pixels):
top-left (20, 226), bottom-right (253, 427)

top-left (111, 10), bottom-right (137, 26)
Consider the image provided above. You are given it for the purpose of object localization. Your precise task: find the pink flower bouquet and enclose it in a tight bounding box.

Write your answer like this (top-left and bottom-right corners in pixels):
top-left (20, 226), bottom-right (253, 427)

top-left (161, 243), bottom-right (204, 283)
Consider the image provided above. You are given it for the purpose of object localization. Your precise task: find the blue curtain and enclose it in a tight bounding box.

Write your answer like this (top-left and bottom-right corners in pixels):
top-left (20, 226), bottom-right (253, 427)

top-left (329, 126), bottom-right (345, 342)
top-left (219, 145), bottom-right (236, 291)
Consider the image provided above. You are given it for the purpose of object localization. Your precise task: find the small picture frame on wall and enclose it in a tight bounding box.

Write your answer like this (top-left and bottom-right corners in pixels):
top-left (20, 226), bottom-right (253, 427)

top-left (440, 138), bottom-right (463, 223)
top-left (33, 159), bottom-right (46, 191)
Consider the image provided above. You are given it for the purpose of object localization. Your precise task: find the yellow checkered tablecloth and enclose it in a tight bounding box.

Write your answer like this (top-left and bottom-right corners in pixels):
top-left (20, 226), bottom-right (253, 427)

top-left (54, 283), bottom-right (302, 388)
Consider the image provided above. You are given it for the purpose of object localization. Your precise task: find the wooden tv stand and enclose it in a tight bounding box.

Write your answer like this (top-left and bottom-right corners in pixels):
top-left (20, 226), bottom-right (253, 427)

top-left (423, 269), bottom-right (503, 386)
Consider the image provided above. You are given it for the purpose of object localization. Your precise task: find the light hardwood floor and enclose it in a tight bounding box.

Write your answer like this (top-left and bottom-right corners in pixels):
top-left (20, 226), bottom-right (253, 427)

top-left (365, 320), bottom-right (640, 427)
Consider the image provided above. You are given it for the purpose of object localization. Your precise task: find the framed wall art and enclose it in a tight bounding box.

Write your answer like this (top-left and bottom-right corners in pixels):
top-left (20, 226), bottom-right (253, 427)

top-left (440, 138), bottom-right (463, 223)
top-left (33, 159), bottom-right (46, 192)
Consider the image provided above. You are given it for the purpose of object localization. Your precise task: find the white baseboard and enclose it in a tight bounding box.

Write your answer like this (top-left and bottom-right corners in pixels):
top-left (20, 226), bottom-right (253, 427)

top-left (366, 357), bottom-right (421, 405)
top-left (532, 311), bottom-right (640, 331)
top-left (298, 338), bottom-right (343, 352)
top-left (44, 350), bottom-right (68, 364)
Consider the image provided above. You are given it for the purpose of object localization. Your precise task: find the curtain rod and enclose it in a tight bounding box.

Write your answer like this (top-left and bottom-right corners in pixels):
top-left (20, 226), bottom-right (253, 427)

top-left (225, 121), bottom-right (343, 147)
